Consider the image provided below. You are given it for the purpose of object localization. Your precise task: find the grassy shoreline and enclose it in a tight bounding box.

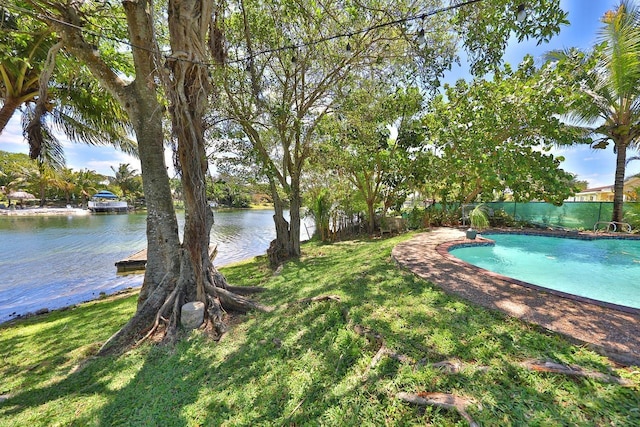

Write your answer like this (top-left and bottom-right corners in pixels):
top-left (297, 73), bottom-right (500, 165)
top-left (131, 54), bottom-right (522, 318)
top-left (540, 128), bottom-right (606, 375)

top-left (1, 233), bottom-right (638, 426)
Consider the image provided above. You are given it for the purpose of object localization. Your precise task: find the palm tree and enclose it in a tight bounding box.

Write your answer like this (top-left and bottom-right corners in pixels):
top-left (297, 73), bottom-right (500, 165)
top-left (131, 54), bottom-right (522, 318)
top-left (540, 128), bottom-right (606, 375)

top-left (0, 34), bottom-right (49, 133)
top-left (54, 168), bottom-right (77, 204)
top-left (110, 163), bottom-right (138, 199)
top-left (0, 5), bottom-right (136, 162)
top-left (550, 1), bottom-right (640, 224)
top-left (73, 169), bottom-right (101, 208)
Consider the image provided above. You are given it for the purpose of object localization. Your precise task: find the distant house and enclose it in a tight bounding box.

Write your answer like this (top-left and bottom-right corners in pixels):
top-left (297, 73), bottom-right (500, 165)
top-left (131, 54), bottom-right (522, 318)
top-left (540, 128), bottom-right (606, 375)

top-left (568, 176), bottom-right (640, 202)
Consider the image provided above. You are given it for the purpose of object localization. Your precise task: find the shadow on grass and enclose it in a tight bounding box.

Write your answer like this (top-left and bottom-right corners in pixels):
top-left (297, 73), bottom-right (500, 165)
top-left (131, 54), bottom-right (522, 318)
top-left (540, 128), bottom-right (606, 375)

top-left (0, 294), bottom-right (137, 395)
top-left (1, 234), bottom-right (638, 425)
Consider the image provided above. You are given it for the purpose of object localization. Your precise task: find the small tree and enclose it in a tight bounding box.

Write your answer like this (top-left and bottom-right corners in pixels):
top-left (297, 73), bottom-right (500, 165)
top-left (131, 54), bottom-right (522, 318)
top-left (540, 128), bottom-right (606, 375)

top-left (321, 83), bottom-right (424, 234)
top-left (305, 188), bottom-right (333, 242)
top-left (423, 57), bottom-right (587, 208)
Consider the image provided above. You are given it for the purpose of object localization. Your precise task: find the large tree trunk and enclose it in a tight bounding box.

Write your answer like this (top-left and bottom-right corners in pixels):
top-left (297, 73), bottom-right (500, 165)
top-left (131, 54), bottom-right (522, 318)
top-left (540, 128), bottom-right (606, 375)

top-left (49, 0), bottom-right (267, 355)
top-left (96, 0), bottom-right (183, 355)
top-left (163, 0), bottom-right (220, 339)
top-left (612, 140), bottom-right (628, 224)
top-left (366, 198), bottom-right (376, 235)
top-left (267, 176), bottom-right (292, 266)
top-left (149, 0), bottom-right (267, 342)
top-left (267, 175), bottom-right (303, 265)
top-left (288, 174), bottom-right (302, 257)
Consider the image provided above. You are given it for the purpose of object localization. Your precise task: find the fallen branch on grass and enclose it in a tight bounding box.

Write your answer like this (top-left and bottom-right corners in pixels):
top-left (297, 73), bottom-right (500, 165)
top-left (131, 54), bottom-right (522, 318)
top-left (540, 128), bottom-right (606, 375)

top-left (397, 392), bottom-right (478, 427)
top-left (296, 295), bottom-right (342, 304)
top-left (225, 285), bottom-right (268, 295)
top-left (287, 296), bottom-right (634, 427)
top-left (280, 295), bottom-right (342, 312)
top-left (520, 360), bottom-right (635, 386)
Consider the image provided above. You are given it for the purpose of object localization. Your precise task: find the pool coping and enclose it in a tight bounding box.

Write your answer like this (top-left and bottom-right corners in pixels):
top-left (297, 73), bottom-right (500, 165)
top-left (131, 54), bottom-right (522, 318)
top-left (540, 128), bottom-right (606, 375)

top-left (391, 227), bottom-right (640, 366)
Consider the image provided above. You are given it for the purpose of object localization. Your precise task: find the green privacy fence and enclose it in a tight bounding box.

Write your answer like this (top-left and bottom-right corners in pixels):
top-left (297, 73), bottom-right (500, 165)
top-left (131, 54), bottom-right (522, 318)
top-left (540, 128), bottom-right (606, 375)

top-left (481, 201), bottom-right (640, 230)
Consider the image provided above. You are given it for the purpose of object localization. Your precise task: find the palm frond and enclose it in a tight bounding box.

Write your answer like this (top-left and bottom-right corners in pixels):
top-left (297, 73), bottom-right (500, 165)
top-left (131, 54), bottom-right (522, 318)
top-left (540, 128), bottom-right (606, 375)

top-left (21, 103), bottom-right (66, 170)
top-left (48, 70), bottom-right (138, 157)
top-left (598, 1), bottom-right (640, 100)
top-left (626, 155), bottom-right (640, 166)
top-left (39, 136), bottom-right (66, 171)
top-left (50, 105), bottom-right (138, 157)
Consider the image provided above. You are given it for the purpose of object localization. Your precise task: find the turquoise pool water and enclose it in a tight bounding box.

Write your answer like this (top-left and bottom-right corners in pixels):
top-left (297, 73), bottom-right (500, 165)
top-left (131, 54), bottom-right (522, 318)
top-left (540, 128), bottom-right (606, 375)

top-left (449, 234), bottom-right (640, 309)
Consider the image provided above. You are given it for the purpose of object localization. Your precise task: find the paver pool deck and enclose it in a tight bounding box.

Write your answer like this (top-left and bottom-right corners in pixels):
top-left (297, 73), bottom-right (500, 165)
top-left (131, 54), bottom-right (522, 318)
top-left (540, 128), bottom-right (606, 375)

top-left (391, 228), bottom-right (640, 366)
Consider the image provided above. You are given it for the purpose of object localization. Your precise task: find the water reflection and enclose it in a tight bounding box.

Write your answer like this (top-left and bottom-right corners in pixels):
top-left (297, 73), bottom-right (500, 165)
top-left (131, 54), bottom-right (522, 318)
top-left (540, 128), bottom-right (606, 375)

top-left (0, 209), bottom-right (313, 322)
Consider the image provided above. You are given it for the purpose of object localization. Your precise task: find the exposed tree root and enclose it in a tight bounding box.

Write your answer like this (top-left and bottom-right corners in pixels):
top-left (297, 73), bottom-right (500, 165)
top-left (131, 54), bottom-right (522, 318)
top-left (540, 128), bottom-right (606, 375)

top-left (164, 283), bottom-right (185, 345)
top-left (97, 274), bottom-right (179, 357)
top-left (295, 295), bottom-right (342, 305)
top-left (337, 301), bottom-right (631, 426)
top-left (397, 392), bottom-right (478, 427)
top-left (98, 264), bottom-right (271, 356)
top-left (347, 317), bottom-right (631, 388)
top-left (134, 284), bottom-right (180, 348)
top-left (205, 281), bottom-right (273, 313)
top-left (348, 321), bottom-right (399, 379)
top-left (371, 346), bottom-right (413, 367)
top-left (267, 238), bottom-right (290, 267)
top-left (208, 266), bottom-right (268, 297)
top-left (426, 359), bottom-right (463, 373)
top-left (225, 285), bottom-right (268, 295)
top-left (520, 359), bottom-right (635, 386)
top-left (206, 294), bottom-right (227, 336)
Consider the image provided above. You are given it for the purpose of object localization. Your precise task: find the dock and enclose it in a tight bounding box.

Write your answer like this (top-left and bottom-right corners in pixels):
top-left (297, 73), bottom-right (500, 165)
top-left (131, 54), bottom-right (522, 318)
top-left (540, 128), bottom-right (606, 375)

top-left (116, 248), bottom-right (148, 273)
top-left (116, 245), bottom-right (218, 273)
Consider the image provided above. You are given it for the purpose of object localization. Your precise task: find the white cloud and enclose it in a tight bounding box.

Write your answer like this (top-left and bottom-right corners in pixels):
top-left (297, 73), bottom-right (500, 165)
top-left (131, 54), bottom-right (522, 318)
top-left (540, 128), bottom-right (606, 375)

top-left (0, 115), bottom-right (28, 152)
top-left (63, 145), bottom-right (139, 176)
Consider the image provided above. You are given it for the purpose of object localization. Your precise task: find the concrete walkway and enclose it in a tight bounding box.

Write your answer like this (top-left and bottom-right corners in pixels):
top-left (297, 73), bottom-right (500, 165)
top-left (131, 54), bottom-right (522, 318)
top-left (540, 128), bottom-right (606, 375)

top-left (391, 228), bottom-right (640, 366)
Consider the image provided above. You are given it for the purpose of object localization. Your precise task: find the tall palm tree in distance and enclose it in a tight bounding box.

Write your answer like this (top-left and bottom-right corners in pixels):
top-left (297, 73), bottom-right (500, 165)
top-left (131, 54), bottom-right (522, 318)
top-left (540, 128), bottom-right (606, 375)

top-left (551, 1), bottom-right (640, 224)
top-left (110, 163), bottom-right (138, 199)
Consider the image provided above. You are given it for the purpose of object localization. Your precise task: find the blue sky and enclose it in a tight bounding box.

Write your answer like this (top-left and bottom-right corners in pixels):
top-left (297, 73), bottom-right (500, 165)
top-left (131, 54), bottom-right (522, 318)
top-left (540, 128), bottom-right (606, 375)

top-left (481, 0), bottom-right (640, 188)
top-left (1, 0), bottom-right (638, 187)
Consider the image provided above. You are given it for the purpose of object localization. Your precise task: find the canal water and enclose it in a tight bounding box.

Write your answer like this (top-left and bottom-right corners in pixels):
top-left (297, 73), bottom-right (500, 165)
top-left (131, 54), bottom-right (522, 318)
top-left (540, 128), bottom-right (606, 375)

top-left (0, 209), bottom-right (314, 323)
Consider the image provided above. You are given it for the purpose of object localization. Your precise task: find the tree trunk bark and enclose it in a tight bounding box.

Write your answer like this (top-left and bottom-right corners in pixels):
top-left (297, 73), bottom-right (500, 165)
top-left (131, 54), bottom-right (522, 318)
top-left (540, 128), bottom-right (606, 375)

top-left (367, 198), bottom-right (376, 234)
top-left (94, 0), bottom-right (183, 354)
top-left (158, 0), bottom-right (265, 341)
top-left (121, 0), bottom-right (183, 311)
top-left (166, 0), bottom-right (217, 303)
top-left (612, 140), bottom-right (628, 224)
top-left (288, 175), bottom-right (301, 257)
top-left (48, 0), bottom-right (266, 355)
top-left (268, 176), bottom-right (292, 266)
top-left (39, 182), bottom-right (45, 207)
top-left (0, 97), bottom-right (20, 135)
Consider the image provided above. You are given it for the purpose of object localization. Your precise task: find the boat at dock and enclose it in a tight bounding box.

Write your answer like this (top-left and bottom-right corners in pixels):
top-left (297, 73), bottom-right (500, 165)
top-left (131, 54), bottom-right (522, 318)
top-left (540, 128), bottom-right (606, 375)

top-left (88, 190), bottom-right (128, 213)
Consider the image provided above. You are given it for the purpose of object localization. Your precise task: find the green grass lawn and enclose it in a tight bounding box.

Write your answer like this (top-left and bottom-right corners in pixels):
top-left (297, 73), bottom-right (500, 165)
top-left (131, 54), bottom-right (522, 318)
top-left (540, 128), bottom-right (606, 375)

top-left (1, 233), bottom-right (638, 426)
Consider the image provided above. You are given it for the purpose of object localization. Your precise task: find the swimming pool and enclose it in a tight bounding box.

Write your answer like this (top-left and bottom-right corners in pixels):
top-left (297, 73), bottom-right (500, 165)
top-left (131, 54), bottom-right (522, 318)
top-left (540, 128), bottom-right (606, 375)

top-left (449, 233), bottom-right (640, 310)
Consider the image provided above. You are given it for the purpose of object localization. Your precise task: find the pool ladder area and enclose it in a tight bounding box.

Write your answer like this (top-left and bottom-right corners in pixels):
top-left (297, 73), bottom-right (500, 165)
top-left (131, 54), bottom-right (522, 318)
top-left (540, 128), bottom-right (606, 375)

top-left (593, 221), bottom-right (632, 233)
